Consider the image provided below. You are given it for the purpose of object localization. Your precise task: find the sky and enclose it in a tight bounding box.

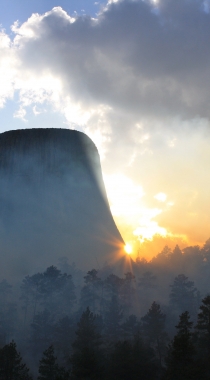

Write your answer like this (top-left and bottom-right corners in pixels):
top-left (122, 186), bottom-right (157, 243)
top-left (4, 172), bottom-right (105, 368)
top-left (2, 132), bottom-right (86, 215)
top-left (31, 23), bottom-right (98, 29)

top-left (1, 0), bottom-right (210, 260)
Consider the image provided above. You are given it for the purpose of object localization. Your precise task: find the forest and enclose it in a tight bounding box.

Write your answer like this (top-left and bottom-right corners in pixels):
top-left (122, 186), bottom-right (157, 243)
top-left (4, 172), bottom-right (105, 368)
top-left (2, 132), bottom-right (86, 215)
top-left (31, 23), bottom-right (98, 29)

top-left (1, 239), bottom-right (210, 379)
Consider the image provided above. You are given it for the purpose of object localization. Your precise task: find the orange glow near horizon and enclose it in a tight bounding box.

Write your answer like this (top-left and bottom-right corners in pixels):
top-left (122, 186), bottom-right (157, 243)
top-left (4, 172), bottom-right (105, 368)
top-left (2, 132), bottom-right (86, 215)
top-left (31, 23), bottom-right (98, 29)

top-left (103, 172), bottom-right (210, 262)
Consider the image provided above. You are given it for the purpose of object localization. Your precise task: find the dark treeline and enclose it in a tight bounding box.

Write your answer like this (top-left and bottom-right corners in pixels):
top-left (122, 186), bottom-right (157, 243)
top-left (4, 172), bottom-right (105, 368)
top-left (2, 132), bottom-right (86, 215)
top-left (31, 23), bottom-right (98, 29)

top-left (1, 239), bottom-right (210, 378)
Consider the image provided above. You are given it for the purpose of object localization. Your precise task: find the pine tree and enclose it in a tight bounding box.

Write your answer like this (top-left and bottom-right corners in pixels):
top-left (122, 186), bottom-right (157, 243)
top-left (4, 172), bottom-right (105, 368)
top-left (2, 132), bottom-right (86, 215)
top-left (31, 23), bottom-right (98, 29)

top-left (138, 271), bottom-right (157, 312)
top-left (164, 311), bottom-right (197, 380)
top-left (196, 295), bottom-right (210, 350)
top-left (0, 280), bottom-right (17, 343)
top-left (168, 245), bottom-right (183, 271)
top-left (169, 274), bottom-right (197, 317)
top-left (104, 295), bottom-right (123, 342)
top-left (80, 269), bottom-right (102, 314)
top-left (141, 302), bottom-right (168, 365)
top-left (201, 238), bottom-right (210, 263)
top-left (0, 341), bottom-right (32, 380)
top-left (104, 274), bottom-right (124, 317)
top-left (105, 274), bottom-right (124, 299)
top-left (20, 272), bottom-right (43, 322)
top-left (54, 316), bottom-right (76, 363)
top-left (30, 309), bottom-right (53, 358)
top-left (121, 314), bottom-right (139, 341)
top-left (108, 340), bottom-right (133, 380)
top-left (195, 295), bottom-right (210, 377)
top-left (121, 272), bottom-right (135, 316)
top-left (38, 345), bottom-right (69, 380)
top-left (40, 266), bottom-right (76, 317)
top-left (21, 266), bottom-right (76, 326)
top-left (108, 336), bottom-right (158, 380)
top-left (70, 307), bottom-right (103, 379)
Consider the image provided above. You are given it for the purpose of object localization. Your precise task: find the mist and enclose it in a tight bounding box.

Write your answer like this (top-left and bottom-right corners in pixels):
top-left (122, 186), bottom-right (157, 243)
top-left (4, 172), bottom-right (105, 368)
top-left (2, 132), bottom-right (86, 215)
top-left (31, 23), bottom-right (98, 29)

top-left (1, 128), bottom-right (210, 378)
top-left (1, 235), bottom-right (210, 378)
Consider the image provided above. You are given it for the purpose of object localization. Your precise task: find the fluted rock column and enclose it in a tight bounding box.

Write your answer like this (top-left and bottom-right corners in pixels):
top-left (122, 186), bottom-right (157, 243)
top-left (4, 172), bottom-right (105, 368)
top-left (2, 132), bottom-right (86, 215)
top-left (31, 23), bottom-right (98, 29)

top-left (0, 128), bottom-right (125, 278)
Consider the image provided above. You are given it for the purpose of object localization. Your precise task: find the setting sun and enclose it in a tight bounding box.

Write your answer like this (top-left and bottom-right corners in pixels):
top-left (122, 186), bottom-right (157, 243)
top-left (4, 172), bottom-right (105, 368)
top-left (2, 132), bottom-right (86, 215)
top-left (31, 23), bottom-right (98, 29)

top-left (124, 243), bottom-right (132, 254)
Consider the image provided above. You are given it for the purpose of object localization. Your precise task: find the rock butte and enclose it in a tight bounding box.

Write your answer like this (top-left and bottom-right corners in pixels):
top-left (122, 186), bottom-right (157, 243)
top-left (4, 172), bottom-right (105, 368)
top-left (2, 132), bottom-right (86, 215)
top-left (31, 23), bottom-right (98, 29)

top-left (0, 128), bottom-right (127, 279)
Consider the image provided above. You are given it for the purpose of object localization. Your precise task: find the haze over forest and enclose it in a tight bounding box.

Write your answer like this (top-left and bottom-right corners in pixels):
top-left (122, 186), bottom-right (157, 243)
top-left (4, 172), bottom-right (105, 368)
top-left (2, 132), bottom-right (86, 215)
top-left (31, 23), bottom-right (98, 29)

top-left (0, 127), bottom-right (210, 378)
top-left (1, 238), bottom-right (210, 378)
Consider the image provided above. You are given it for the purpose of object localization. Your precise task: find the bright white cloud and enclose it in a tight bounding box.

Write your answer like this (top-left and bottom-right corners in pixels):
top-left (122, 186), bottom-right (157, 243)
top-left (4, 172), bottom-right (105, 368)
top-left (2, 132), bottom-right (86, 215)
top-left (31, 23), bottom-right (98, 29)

top-left (0, 31), bottom-right (17, 107)
top-left (104, 173), bottom-right (168, 242)
top-left (14, 106), bottom-right (27, 121)
top-left (104, 173), bottom-right (145, 219)
top-left (154, 192), bottom-right (167, 202)
top-left (133, 221), bottom-right (167, 242)
top-left (133, 208), bottom-right (167, 242)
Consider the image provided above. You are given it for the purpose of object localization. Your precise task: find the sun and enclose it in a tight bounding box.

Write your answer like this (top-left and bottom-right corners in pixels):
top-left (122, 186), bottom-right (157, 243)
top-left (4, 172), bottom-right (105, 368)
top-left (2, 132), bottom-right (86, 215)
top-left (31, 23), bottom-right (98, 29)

top-left (124, 243), bottom-right (132, 254)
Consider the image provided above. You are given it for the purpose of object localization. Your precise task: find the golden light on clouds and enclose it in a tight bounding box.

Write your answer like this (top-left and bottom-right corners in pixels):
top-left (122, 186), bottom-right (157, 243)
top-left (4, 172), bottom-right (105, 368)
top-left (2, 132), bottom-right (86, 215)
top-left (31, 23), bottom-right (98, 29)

top-left (104, 174), bottom-right (170, 258)
top-left (133, 211), bottom-right (167, 242)
top-left (103, 170), bottom-right (201, 262)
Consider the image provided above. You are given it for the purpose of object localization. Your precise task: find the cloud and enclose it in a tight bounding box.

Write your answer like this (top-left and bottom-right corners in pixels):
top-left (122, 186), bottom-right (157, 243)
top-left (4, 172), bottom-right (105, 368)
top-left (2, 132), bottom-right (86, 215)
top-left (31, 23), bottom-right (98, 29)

top-left (5, 0), bottom-right (210, 121)
top-left (0, 0), bottom-right (208, 161)
top-left (0, 1), bottom-right (208, 133)
top-left (154, 192), bottom-right (167, 202)
top-left (0, 30), bottom-right (17, 107)
top-left (14, 106), bottom-right (27, 121)
top-left (1, 0), bottom-right (210, 252)
top-left (104, 173), bottom-right (145, 219)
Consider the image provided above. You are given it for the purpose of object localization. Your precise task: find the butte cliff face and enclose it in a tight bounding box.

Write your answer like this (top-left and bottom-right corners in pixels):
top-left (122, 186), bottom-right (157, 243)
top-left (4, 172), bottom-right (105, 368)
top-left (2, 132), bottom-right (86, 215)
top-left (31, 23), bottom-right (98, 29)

top-left (0, 129), bottom-right (124, 279)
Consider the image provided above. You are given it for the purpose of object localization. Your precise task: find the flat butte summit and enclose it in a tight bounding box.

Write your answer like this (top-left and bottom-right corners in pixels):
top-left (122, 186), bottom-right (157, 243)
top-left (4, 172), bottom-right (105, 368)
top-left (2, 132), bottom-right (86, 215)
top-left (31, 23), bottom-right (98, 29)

top-left (0, 128), bottom-right (126, 279)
